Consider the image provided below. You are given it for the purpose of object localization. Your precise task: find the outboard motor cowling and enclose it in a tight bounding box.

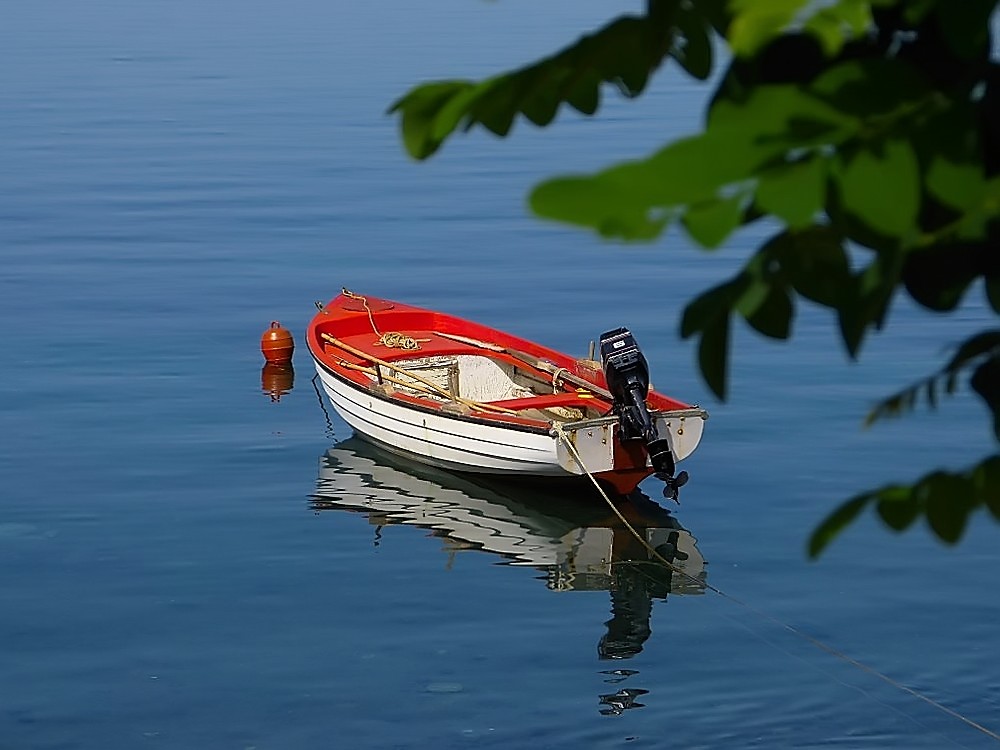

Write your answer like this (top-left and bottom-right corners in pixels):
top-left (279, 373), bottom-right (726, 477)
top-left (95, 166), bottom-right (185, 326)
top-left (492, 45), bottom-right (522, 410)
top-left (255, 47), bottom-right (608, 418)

top-left (599, 328), bottom-right (655, 443)
top-left (599, 327), bottom-right (686, 501)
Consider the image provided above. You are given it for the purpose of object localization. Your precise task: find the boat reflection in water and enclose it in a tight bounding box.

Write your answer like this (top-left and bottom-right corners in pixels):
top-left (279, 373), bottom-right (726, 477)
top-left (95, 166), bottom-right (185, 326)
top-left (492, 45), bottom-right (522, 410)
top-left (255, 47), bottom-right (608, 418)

top-left (312, 438), bottom-right (707, 668)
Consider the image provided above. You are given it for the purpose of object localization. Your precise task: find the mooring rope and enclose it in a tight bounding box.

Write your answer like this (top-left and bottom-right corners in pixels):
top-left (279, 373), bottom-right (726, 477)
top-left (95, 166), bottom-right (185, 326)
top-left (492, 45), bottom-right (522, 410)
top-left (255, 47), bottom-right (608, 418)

top-left (341, 288), bottom-right (424, 350)
top-left (375, 331), bottom-right (425, 350)
top-left (550, 426), bottom-right (1000, 744)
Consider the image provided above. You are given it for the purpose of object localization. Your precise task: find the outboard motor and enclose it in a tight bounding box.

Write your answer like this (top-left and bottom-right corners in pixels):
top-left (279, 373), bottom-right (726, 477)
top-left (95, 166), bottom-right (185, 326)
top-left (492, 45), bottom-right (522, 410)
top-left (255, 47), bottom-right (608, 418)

top-left (599, 328), bottom-right (688, 501)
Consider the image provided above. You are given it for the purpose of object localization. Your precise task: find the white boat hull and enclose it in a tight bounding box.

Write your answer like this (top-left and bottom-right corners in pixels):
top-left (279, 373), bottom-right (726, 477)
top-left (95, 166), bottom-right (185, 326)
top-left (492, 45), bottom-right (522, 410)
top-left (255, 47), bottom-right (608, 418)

top-left (313, 362), bottom-right (705, 480)
top-left (315, 362), bottom-right (562, 475)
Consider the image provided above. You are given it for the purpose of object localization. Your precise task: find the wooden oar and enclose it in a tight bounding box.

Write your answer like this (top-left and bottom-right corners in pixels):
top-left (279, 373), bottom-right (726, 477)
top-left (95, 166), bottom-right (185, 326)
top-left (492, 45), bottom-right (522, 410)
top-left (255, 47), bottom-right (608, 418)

top-left (436, 331), bottom-right (614, 401)
top-left (321, 333), bottom-right (519, 416)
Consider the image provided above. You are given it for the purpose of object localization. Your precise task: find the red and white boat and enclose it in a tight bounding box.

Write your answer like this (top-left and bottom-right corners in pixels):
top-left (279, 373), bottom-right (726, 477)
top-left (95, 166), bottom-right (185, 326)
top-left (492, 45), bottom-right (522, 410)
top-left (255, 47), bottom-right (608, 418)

top-left (305, 290), bottom-right (707, 497)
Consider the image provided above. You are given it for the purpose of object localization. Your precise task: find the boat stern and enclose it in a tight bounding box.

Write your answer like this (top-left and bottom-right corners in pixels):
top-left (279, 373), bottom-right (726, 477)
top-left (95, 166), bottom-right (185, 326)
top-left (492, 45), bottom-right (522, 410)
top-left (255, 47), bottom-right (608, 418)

top-left (554, 407), bottom-right (708, 496)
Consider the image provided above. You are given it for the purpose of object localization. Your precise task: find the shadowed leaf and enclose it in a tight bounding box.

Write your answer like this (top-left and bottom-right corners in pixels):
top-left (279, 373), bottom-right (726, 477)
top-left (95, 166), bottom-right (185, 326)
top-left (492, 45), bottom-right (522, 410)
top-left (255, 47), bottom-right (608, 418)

top-left (970, 356), bottom-right (1000, 441)
top-left (974, 457), bottom-right (1000, 519)
top-left (698, 313), bottom-right (730, 400)
top-left (937, 0), bottom-right (996, 60)
top-left (812, 455), bottom-right (1000, 555)
top-left (771, 226), bottom-right (851, 308)
top-left (988, 278), bottom-right (1000, 313)
top-left (876, 487), bottom-right (920, 530)
top-left (809, 494), bottom-right (870, 558)
top-left (921, 472), bottom-right (972, 543)
top-left (902, 243), bottom-right (982, 312)
top-left (837, 250), bottom-right (902, 358)
top-left (810, 58), bottom-right (930, 119)
top-left (946, 331), bottom-right (1000, 370)
top-left (680, 278), bottom-right (747, 339)
top-left (673, 8), bottom-right (713, 80)
top-left (742, 283), bottom-right (793, 340)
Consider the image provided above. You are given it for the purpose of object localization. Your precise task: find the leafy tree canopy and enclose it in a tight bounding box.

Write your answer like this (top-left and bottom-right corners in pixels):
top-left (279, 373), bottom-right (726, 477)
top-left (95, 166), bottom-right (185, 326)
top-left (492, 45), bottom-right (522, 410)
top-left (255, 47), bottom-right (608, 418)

top-left (390, 0), bottom-right (1000, 555)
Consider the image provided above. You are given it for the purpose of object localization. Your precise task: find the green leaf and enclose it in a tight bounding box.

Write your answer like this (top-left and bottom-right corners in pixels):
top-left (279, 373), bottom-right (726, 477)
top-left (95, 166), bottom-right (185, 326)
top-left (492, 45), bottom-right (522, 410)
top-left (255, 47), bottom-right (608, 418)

top-left (697, 0), bottom-right (733, 36)
top-left (733, 273), bottom-right (770, 316)
top-left (727, 0), bottom-right (807, 57)
top-left (682, 194), bottom-right (747, 249)
top-left (698, 313), bottom-right (731, 400)
top-left (973, 456), bottom-right (1000, 520)
top-left (902, 243), bottom-right (981, 312)
top-left (937, 0), bottom-right (995, 60)
top-left (756, 156), bottom-right (827, 228)
top-left (876, 487), bottom-right (919, 531)
top-left (389, 15), bottom-right (675, 159)
top-left (902, 0), bottom-right (937, 25)
top-left (832, 0), bottom-right (873, 36)
top-left (835, 139), bottom-right (920, 238)
top-left (813, 455), bottom-right (1000, 554)
top-left (646, 133), bottom-right (762, 205)
top-left (810, 58), bottom-right (929, 119)
top-left (472, 78), bottom-right (521, 135)
top-left (970, 356), bottom-right (1000, 442)
top-left (804, 9), bottom-right (848, 57)
top-left (529, 175), bottom-right (670, 240)
top-left (920, 472), bottom-right (972, 544)
top-left (393, 81), bottom-right (475, 159)
top-left (740, 283), bottom-right (793, 340)
top-left (532, 82), bottom-right (861, 239)
top-left (837, 303), bottom-right (865, 358)
top-left (680, 278), bottom-right (747, 338)
top-left (944, 330), bottom-right (1000, 371)
top-left (770, 226), bottom-right (851, 308)
top-left (988, 278), bottom-right (1000, 314)
top-left (803, 0), bottom-right (874, 55)
top-left (565, 73), bottom-right (601, 116)
top-left (926, 377), bottom-right (938, 409)
top-left (836, 250), bottom-right (902, 359)
top-left (528, 176), bottom-right (629, 235)
top-left (986, 177), bottom-right (1000, 214)
top-left (925, 158), bottom-right (986, 213)
top-left (809, 494), bottom-right (870, 558)
top-left (673, 8), bottom-right (713, 81)
top-left (709, 83), bottom-right (859, 146)
top-left (530, 129), bottom-right (762, 238)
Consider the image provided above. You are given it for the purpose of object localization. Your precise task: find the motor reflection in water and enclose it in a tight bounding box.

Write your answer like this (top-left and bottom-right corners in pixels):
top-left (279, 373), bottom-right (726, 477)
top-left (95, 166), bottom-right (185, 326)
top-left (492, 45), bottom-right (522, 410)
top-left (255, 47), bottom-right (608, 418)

top-left (313, 436), bottom-right (707, 656)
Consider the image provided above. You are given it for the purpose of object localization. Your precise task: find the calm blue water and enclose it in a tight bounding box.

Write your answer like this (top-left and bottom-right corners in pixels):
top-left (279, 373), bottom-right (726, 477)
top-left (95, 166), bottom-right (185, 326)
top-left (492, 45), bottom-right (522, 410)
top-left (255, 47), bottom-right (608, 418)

top-left (2, 2), bottom-right (998, 748)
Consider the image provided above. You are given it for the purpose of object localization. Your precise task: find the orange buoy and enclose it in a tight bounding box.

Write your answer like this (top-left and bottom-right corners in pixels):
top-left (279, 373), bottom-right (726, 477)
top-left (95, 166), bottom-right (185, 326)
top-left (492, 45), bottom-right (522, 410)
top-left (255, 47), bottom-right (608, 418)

top-left (261, 321), bottom-right (294, 363)
top-left (261, 362), bottom-right (295, 402)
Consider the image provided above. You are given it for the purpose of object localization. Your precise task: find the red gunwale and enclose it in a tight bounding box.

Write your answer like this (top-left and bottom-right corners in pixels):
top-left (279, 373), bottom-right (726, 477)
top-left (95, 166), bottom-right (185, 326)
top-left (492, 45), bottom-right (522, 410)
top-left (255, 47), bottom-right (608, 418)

top-left (306, 293), bottom-right (693, 428)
